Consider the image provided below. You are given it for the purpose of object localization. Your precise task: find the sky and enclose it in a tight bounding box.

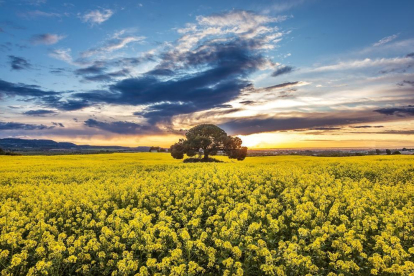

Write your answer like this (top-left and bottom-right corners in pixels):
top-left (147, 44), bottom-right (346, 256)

top-left (1, 0), bottom-right (414, 149)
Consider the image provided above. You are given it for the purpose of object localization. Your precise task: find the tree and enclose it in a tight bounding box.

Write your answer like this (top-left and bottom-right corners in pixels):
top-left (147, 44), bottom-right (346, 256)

top-left (393, 150), bottom-right (401, 155)
top-left (386, 149), bottom-right (391, 155)
top-left (170, 124), bottom-right (247, 161)
top-left (375, 149), bottom-right (381, 155)
top-left (149, 146), bottom-right (160, 152)
top-left (0, 148), bottom-right (4, 155)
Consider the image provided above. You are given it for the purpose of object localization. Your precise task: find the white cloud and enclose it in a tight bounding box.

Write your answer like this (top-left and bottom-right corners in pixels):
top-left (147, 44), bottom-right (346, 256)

top-left (81, 36), bottom-right (145, 57)
top-left (373, 34), bottom-right (398, 47)
top-left (19, 10), bottom-right (61, 19)
top-left (81, 9), bottom-right (113, 25)
top-left (30, 33), bottom-right (65, 45)
top-left (174, 10), bottom-right (287, 52)
top-left (310, 56), bottom-right (414, 72)
top-left (267, 0), bottom-right (309, 13)
top-left (26, 0), bottom-right (47, 6)
top-left (196, 10), bottom-right (285, 28)
top-left (48, 48), bottom-right (74, 64)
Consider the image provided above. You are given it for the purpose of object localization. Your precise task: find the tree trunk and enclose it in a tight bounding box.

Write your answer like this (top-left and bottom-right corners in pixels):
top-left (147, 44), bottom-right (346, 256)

top-left (203, 150), bottom-right (209, 160)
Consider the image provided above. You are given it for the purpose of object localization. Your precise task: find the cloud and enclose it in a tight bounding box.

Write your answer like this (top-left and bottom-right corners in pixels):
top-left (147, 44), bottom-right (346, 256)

top-left (8, 55), bottom-right (31, 70)
top-left (239, 100), bottom-right (255, 105)
top-left (219, 108), bottom-right (402, 135)
top-left (145, 68), bottom-right (174, 76)
top-left (347, 129), bottom-right (414, 135)
top-left (19, 10), bottom-right (61, 19)
top-left (268, 0), bottom-right (309, 13)
top-left (272, 65), bottom-right (294, 77)
top-left (373, 34), bottom-right (398, 47)
top-left (80, 36), bottom-right (145, 58)
top-left (220, 115), bottom-right (355, 135)
top-left (0, 79), bottom-right (59, 98)
top-left (74, 38), bottom-right (272, 121)
top-left (63, 10), bottom-right (290, 126)
top-left (48, 48), bottom-right (74, 64)
top-left (4, 10), bottom-right (291, 127)
top-left (84, 119), bottom-right (159, 134)
top-left (25, 0), bottom-right (47, 6)
top-left (49, 67), bottom-right (70, 74)
top-left (374, 106), bottom-right (414, 117)
top-left (351, 125), bottom-right (384, 129)
top-left (30, 33), bottom-right (65, 45)
top-left (80, 9), bottom-right (113, 25)
top-left (309, 127), bottom-right (341, 130)
top-left (310, 56), bottom-right (414, 72)
top-left (196, 10), bottom-right (286, 28)
top-left (0, 79), bottom-right (90, 111)
top-left (23, 109), bottom-right (57, 116)
top-left (397, 80), bottom-right (414, 87)
top-left (41, 96), bottom-right (91, 111)
top-left (407, 53), bottom-right (414, 58)
top-left (175, 10), bottom-right (286, 52)
top-left (268, 81), bottom-right (300, 89)
top-left (0, 121), bottom-right (53, 130)
top-left (74, 62), bottom-right (130, 82)
top-left (52, 122), bottom-right (64, 127)
top-left (74, 63), bottom-right (105, 75)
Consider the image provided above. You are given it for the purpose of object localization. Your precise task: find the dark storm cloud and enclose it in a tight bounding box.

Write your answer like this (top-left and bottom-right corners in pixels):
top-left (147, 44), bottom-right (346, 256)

top-left (407, 53), bottom-right (414, 58)
top-left (23, 109), bottom-right (57, 116)
top-left (272, 65), bottom-right (294, 77)
top-left (84, 119), bottom-right (159, 134)
top-left (0, 79), bottom-right (59, 97)
top-left (0, 121), bottom-right (53, 130)
top-left (374, 106), bottom-right (414, 117)
top-left (8, 55), bottom-right (31, 70)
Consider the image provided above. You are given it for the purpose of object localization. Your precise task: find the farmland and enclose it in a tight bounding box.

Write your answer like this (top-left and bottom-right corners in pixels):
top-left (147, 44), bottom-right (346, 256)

top-left (1, 154), bottom-right (414, 275)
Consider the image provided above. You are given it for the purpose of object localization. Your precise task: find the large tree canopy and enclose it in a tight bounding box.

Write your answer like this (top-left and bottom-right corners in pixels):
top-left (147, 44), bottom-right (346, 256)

top-left (170, 124), bottom-right (247, 161)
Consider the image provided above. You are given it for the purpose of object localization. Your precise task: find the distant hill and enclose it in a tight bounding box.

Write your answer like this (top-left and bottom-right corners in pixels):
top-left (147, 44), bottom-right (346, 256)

top-left (0, 138), bottom-right (151, 153)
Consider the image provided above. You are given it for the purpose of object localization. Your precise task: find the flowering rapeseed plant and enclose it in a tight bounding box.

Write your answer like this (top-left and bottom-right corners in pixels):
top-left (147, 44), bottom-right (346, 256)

top-left (0, 153), bottom-right (413, 275)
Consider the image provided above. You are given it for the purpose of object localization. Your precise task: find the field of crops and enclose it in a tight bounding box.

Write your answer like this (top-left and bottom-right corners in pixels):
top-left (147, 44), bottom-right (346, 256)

top-left (1, 153), bottom-right (414, 275)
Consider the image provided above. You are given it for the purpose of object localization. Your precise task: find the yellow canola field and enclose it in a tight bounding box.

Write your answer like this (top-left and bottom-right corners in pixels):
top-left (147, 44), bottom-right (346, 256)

top-left (0, 154), bottom-right (414, 275)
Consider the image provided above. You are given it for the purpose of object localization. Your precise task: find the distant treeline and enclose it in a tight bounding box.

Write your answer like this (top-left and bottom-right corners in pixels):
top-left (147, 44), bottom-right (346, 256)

top-left (149, 146), bottom-right (168, 152)
top-left (0, 148), bottom-right (21, 156)
top-left (248, 149), bottom-right (406, 157)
